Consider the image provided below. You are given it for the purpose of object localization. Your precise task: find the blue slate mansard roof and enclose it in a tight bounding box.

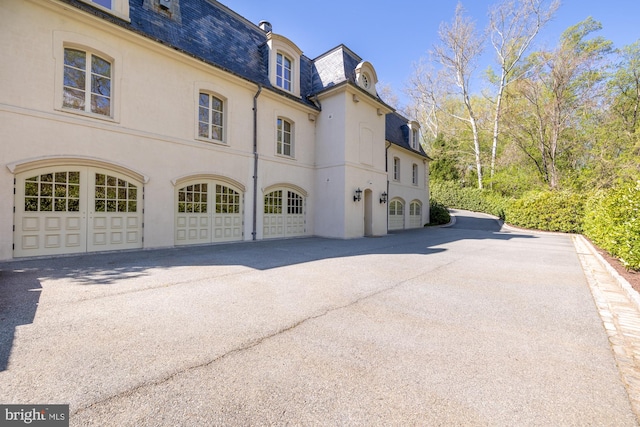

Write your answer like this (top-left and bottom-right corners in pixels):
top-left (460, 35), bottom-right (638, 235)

top-left (58, 0), bottom-right (386, 109)
top-left (60, 0), bottom-right (427, 157)
top-left (311, 45), bottom-right (362, 93)
top-left (385, 112), bottom-right (430, 158)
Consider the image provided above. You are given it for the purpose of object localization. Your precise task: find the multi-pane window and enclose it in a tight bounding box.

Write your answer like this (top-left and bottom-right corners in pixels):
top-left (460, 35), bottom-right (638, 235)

top-left (412, 163), bottom-right (418, 185)
top-left (95, 173), bottom-right (137, 212)
top-left (277, 118), bottom-right (293, 157)
top-left (410, 201), bottom-right (422, 216)
top-left (412, 129), bottom-right (419, 150)
top-left (24, 172), bottom-right (80, 212)
top-left (198, 93), bottom-right (224, 142)
top-left (389, 200), bottom-right (404, 216)
top-left (216, 185), bottom-right (240, 214)
top-left (264, 190), bottom-right (283, 214)
top-left (287, 191), bottom-right (303, 214)
top-left (276, 53), bottom-right (292, 91)
top-left (178, 183), bottom-right (208, 213)
top-left (393, 157), bottom-right (400, 181)
top-left (63, 48), bottom-right (111, 116)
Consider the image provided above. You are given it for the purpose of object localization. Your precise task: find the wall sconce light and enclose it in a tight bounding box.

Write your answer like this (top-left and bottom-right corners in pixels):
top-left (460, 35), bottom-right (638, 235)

top-left (379, 191), bottom-right (388, 204)
top-left (353, 188), bottom-right (362, 202)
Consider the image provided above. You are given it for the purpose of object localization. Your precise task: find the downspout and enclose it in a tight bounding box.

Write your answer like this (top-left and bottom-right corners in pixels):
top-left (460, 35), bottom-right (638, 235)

top-left (385, 141), bottom-right (391, 232)
top-left (252, 84), bottom-right (262, 240)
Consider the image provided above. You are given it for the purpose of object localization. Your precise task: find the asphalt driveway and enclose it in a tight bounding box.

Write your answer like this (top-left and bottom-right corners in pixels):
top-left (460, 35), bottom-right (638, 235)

top-left (0, 210), bottom-right (636, 426)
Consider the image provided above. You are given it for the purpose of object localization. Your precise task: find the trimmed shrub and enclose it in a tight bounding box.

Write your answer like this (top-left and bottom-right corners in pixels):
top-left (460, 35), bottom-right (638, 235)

top-left (430, 180), bottom-right (508, 220)
top-left (505, 190), bottom-right (585, 233)
top-left (428, 200), bottom-right (451, 225)
top-left (583, 181), bottom-right (640, 271)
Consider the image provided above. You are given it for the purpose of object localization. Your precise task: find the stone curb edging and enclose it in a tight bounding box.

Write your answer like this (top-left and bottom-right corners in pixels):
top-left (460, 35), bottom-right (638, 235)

top-left (573, 234), bottom-right (640, 422)
top-left (575, 234), bottom-right (640, 312)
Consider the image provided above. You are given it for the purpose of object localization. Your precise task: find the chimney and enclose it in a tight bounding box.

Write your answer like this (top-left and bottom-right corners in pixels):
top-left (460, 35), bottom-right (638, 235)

top-left (259, 20), bottom-right (272, 33)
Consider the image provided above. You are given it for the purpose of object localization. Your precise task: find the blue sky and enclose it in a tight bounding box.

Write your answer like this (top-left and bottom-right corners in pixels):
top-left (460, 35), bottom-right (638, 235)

top-left (225, 1), bottom-right (640, 108)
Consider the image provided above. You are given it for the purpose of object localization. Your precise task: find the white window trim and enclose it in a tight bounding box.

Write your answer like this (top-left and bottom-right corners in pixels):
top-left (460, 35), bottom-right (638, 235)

top-left (77, 0), bottom-right (131, 22)
top-left (276, 116), bottom-right (295, 158)
top-left (409, 121), bottom-right (421, 151)
top-left (355, 61), bottom-right (378, 96)
top-left (276, 52), bottom-right (293, 92)
top-left (412, 163), bottom-right (419, 186)
top-left (267, 34), bottom-right (302, 97)
top-left (393, 157), bottom-right (400, 182)
top-left (196, 91), bottom-right (227, 145)
top-left (53, 32), bottom-right (122, 123)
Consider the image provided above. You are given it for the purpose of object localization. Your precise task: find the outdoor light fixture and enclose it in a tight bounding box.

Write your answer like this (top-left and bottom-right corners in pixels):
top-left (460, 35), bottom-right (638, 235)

top-left (380, 191), bottom-right (388, 204)
top-left (354, 188), bottom-right (362, 202)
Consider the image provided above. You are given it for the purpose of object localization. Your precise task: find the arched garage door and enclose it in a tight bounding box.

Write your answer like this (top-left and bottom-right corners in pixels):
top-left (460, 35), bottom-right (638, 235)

top-left (409, 200), bottom-right (423, 228)
top-left (14, 166), bottom-right (143, 257)
top-left (389, 198), bottom-right (405, 231)
top-left (263, 189), bottom-right (305, 238)
top-left (175, 180), bottom-right (243, 245)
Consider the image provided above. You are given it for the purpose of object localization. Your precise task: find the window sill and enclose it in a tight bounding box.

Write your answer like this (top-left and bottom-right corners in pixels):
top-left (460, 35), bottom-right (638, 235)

top-left (58, 107), bottom-right (117, 123)
top-left (195, 137), bottom-right (227, 146)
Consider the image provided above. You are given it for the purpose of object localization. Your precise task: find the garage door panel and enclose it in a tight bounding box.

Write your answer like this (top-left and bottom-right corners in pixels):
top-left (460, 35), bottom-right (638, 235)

top-left (175, 182), bottom-right (243, 245)
top-left (15, 167), bottom-right (143, 257)
top-left (88, 171), bottom-right (143, 252)
top-left (263, 190), bottom-right (305, 238)
top-left (14, 168), bottom-right (89, 257)
top-left (22, 217), bottom-right (40, 232)
top-left (389, 200), bottom-right (405, 231)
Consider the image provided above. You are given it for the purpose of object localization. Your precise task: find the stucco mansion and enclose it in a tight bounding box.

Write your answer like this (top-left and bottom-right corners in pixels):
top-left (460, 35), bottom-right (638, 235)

top-left (0, 0), bottom-right (430, 260)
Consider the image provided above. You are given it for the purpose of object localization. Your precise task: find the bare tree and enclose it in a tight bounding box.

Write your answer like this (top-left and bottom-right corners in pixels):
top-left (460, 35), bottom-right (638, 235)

top-left (431, 3), bottom-right (486, 188)
top-left (487, 0), bottom-right (559, 185)
top-left (406, 60), bottom-right (442, 140)
top-left (376, 81), bottom-right (400, 109)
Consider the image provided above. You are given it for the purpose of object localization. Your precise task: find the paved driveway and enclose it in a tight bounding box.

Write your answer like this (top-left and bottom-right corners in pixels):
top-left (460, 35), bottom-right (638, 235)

top-left (0, 210), bottom-right (637, 426)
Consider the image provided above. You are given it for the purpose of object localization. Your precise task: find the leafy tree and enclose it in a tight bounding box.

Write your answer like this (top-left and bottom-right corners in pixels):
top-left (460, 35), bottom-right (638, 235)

top-left (509, 18), bottom-right (612, 189)
top-left (430, 3), bottom-right (486, 188)
top-left (487, 0), bottom-right (558, 185)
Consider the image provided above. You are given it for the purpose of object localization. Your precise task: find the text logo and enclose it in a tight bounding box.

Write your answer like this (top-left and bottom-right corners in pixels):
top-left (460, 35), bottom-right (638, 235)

top-left (1, 405), bottom-right (68, 426)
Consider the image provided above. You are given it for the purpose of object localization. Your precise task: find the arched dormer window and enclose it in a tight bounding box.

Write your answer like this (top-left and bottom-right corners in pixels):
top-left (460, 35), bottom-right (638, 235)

top-left (409, 121), bottom-right (421, 151)
top-left (354, 61), bottom-right (378, 96)
top-left (266, 33), bottom-right (302, 97)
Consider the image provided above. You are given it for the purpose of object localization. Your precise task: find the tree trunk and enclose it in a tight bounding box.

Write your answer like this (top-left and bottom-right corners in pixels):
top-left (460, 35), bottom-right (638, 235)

top-left (490, 71), bottom-right (506, 186)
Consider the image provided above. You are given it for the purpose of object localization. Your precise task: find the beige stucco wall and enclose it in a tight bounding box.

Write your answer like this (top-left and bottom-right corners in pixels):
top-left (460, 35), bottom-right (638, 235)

top-left (388, 145), bottom-right (430, 227)
top-left (0, 0), bottom-right (320, 259)
top-left (0, 0), bottom-right (427, 260)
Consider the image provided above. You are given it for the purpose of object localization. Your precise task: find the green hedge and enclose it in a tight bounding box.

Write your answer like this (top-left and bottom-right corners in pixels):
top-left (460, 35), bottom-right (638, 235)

top-left (583, 181), bottom-right (640, 270)
top-left (428, 200), bottom-right (451, 225)
top-left (505, 190), bottom-right (585, 234)
top-left (430, 179), bottom-right (639, 271)
top-left (430, 181), bottom-right (508, 220)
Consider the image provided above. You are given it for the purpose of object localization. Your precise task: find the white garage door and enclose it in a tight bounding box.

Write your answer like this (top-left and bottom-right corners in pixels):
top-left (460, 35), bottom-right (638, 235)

top-left (409, 201), bottom-right (423, 228)
top-left (175, 181), bottom-right (243, 245)
top-left (263, 189), bottom-right (305, 238)
top-left (14, 166), bottom-right (143, 257)
top-left (389, 199), bottom-right (405, 231)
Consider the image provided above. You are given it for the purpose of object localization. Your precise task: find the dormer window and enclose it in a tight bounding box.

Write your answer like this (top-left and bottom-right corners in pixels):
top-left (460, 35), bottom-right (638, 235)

top-left (266, 33), bottom-right (302, 97)
top-left (276, 53), bottom-right (292, 92)
top-left (355, 61), bottom-right (378, 96)
top-left (79, 0), bottom-right (130, 21)
top-left (362, 73), bottom-right (370, 89)
top-left (409, 121), bottom-right (421, 151)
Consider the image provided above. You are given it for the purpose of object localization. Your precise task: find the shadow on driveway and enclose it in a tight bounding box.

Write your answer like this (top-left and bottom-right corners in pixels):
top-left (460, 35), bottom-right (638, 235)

top-left (0, 210), bottom-right (534, 371)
